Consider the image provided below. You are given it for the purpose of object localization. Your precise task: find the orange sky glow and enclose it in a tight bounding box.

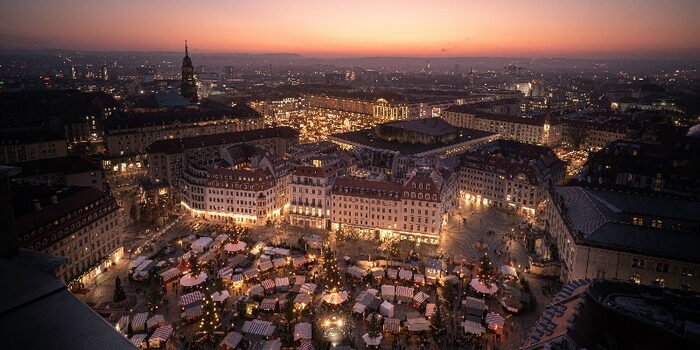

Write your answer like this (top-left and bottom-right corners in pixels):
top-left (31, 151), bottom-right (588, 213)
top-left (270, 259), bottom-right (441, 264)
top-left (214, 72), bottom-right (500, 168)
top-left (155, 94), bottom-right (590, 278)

top-left (1, 0), bottom-right (699, 58)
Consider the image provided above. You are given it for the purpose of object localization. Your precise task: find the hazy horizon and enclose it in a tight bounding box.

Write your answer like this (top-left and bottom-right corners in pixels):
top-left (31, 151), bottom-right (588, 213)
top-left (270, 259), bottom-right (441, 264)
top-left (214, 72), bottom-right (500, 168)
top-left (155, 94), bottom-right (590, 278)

top-left (2, 0), bottom-right (699, 60)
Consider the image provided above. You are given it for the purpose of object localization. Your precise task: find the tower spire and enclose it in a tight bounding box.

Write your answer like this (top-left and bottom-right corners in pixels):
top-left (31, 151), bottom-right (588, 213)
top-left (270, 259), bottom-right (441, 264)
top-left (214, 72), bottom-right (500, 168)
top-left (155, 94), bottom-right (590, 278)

top-left (185, 40), bottom-right (188, 56)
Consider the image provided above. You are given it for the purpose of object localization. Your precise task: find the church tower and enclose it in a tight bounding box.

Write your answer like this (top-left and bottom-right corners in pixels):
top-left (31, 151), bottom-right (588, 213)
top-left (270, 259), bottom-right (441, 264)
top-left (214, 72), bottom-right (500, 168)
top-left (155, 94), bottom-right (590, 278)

top-left (180, 40), bottom-right (198, 103)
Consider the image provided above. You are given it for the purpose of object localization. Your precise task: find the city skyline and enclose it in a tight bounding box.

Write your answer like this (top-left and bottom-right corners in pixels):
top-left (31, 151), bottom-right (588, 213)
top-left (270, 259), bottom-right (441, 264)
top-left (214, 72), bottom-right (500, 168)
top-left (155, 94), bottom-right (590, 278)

top-left (1, 0), bottom-right (700, 59)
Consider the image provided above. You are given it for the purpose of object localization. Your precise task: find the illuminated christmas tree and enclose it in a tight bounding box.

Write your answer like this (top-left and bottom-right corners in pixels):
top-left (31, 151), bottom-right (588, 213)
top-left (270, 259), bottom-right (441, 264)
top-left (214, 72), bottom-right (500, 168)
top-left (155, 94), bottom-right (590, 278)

top-left (478, 255), bottom-right (495, 288)
top-left (198, 288), bottom-right (220, 341)
top-left (322, 248), bottom-right (341, 292)
top-left (188, 253), bottom-right (200, 277)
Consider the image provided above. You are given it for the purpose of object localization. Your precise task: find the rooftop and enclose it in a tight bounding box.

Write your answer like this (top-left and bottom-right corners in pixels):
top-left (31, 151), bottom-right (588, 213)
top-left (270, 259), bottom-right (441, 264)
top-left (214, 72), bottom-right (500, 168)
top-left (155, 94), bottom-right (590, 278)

top-left (330, 120), bottom-right (496, 156)
top-left (146, 126), bottom-right (298, 155)
top-left (552, 186), bottom-right (700, 262)
top-left (12, 156), bottom-right (101, 177)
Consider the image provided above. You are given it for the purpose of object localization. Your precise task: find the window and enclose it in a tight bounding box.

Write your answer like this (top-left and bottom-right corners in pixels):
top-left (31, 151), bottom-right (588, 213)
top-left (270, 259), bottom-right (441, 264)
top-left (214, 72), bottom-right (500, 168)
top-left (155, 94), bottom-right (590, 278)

top-left (651, 219), bottom-right (662, 228)
top-left (632, 258), bottom-right (644, 268)
top-left (632, 217), bottom-right (643, 226)
top-left (653, 278), bottom-right (665, 288)
top-left (656, 262), bottom-right (669, 273)
top-left (630, 274), bottom-right (641, 284)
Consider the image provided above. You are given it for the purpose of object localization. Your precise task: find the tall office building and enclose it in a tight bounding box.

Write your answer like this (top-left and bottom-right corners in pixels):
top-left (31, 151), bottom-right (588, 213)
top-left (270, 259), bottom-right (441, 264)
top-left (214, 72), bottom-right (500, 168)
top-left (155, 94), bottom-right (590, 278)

top-left (180, 40), bottom-right (198, 103)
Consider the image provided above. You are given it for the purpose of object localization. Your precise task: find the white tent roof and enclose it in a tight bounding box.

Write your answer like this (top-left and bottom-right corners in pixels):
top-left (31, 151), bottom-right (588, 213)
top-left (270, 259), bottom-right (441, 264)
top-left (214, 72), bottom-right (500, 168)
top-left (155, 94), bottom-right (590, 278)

top-left (179, 272), bottom-right (207, 287)
top-left (192, 236), bottom-right (213, 248)
top-left (362, 333), bottom-right (383, 346)
top-left (224, 241), bottom-right (247, 252)
top-left (501, 265), bottom-right (517, 277)
top-left (470, 278), bottom-right (498, 294)
top-left (322, 291), bottom-right (348, 305)
top-left (212, 290), bottom-right (230, 302)
top-left (461, 320), bottom-right (485, 334)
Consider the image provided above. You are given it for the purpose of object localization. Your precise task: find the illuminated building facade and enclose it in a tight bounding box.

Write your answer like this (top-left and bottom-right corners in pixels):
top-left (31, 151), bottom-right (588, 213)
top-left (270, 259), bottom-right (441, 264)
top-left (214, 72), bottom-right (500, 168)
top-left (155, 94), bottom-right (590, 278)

top-left (180, 144), bottom-right (291, 225)
top-left (0, 130), bottom-right (68, 164)
top-left (442, 105), bottom-right (563, 146)
top-left (289, 165), bottom-right (342, 229)
top-left (330, 167), bottom-right (457, 244)
top-left (12, 185), bottom-right (123, 289)
top-left (459, 140), bottom-right (566, 215)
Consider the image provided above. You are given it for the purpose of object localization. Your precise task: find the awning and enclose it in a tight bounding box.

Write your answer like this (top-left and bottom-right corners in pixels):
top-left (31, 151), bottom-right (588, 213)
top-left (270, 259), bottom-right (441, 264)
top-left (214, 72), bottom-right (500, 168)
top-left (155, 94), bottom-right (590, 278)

top-left (398, 269), bottom-right (413, 280)
top-left (294, 293), bottom-right (312, 306)
top-left (131, 312), bottom-right (148, 330)
top-left (273, 257), bottom-right (287, 267)
top-left (353, 302), bottom-right (366, 314)
top-left (218, 267), bottom-right (233, 279)
top-left (381, 285), bottom-right (395, 300)
top-left (396, 286), bottom-right (414, 300)
top-left (260, 298), bottom-right (278, 310)
top-left (248, 284), bottom-right (264, 296)
top-left (299, 340), bottom-right (314, 350)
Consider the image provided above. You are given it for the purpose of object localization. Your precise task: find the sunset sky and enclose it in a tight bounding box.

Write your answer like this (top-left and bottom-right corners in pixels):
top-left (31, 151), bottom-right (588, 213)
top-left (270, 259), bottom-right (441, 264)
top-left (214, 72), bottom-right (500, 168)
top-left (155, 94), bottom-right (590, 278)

top-left (1, 0), bottom-right (699, 58)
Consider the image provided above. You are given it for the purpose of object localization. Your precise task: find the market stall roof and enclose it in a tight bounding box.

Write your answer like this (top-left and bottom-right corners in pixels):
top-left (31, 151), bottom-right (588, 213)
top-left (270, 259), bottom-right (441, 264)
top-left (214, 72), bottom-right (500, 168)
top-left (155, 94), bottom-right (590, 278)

top-left (425, 303), bottom-right (436, 318)
top-left (215, 234), bottom-right (229, 242)
top-left (242, 319), bottom-right (275, 336)
top-left (463, 296), bottom-right (488, 310)
top-left (322, 291), bottom-right (349, 305)
top-left (501, 265), bottom-right (518, 277)
top-left (274, 277), bottom-right (290, 288)
top-left (299, 341), bottom-right (314, 350)
top-left (461, 320), bottom-right (485, 334)
top-left (131, 312), bottom-right (148, 329)
top-left (146, 314), bottom-right (165, 329)
top-left (500, 295), bottom-right (523, 313)
top-left (262, 279), bottom-right (276, 291)
top-left (220, 331), bottom-right (243, 349)
top-left (294, 293), bottom-right (312, 305)
top-left (413, 291), bottom-right (430, 304)
top-left (384, 318), bottom-right (401, 332)
top-left (486, 312), bottom-right (505, 330)
top-left (218, 267), bottom-right (233, 279)
top-left (406, 317), bottom-right (430, 332)
top-left (362, 333), bottom-right (383, 346)
top-left (260, 298), bottom-right (277, 310)
top-left (181, 305), bottom-right (202, 319)
top-left (398, 269), bottom-right (413, 280)
top-left (262, 340), bottom-right (282, 350)
top-left (347, 265), bottom-right (366, 278)
top-left (353, 302), bottom-right (366, 314)
top-left (192, 237), bottom-right (213, 248)
top-left (129, 334), bottom-right (147, 347)
top-left (224, 241), bottom-right (247, 252)
top-left (212, 290), bottom-right (230, 303)
top-left (248, 284), bottom-right (264, 296)
top-left (381, 285), bottom-right (395, 300)
top-left (299, 283), bottom-right (317, 294)
top-left (151, 325), bottom-right (173, 341)
top-left (470, 278), bottom-right (498, 294)
top-left (396, 286), bottom-right (414, 300)
top-left (159, 267), bottom-right (181, 281)
top-left (180, 272), bottom-right (208, 287)
top-left (294, 322), bottom-right (312, 341)
top-left (179, 291), bottom-right (204, 307)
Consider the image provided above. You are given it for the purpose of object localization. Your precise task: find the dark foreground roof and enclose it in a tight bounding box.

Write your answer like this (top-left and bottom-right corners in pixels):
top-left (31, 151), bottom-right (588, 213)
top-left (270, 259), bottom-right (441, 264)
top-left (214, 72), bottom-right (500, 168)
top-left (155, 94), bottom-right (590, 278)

top-left (553, 186), bottom-right (700, 262)
top-left (0, 256), bottom-right (134, 350)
